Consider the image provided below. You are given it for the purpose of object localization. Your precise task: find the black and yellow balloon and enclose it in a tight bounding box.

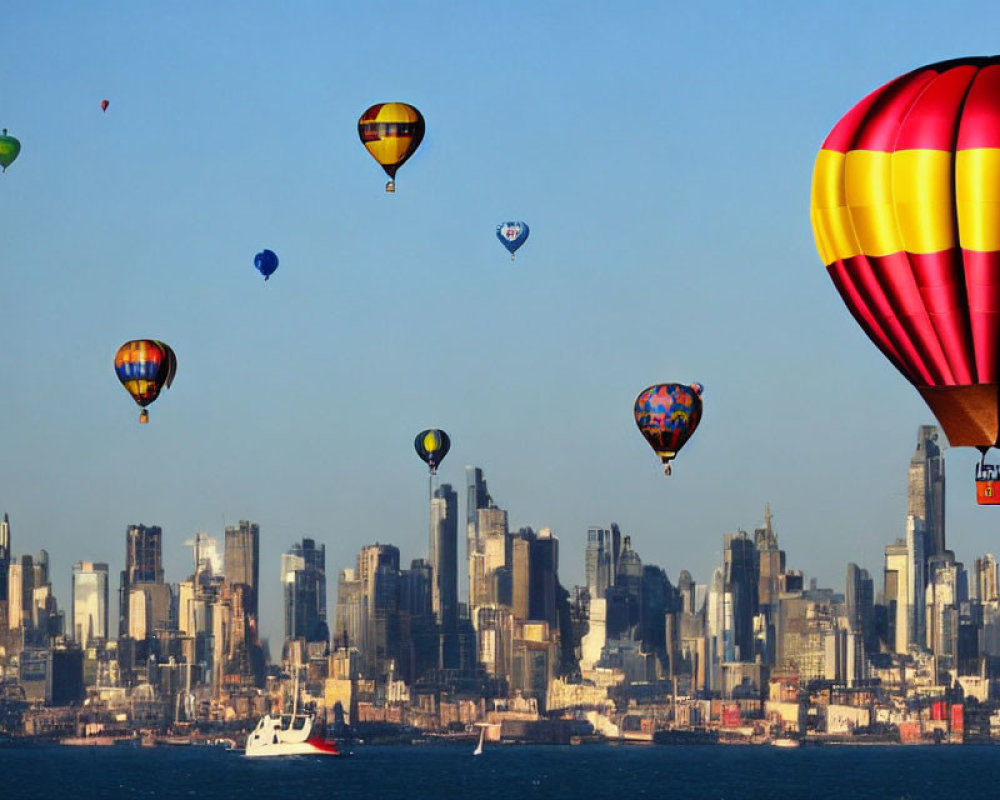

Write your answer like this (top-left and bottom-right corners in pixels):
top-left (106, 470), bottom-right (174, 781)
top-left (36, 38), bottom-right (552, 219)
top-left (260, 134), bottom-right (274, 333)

top-left (414, 429), bottom-right (450, 474)
top-left (358, 103), bottom-right (425, 192)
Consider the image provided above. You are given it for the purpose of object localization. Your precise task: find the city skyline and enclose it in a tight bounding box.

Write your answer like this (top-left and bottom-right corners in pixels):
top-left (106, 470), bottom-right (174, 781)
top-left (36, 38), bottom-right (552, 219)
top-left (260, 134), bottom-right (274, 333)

top-left (3, 427), bottom-right (997, 650)
top-left (6, 2), bottom-right (1000, 657)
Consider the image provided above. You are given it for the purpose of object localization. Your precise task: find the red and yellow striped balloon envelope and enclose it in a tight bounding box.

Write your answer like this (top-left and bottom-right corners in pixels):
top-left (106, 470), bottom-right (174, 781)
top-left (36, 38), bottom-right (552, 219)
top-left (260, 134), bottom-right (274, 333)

top-left (114, 340), bottom-right (177, 423)
top-left (358, 103), bottom-right (424, 192)
top-left (811, 57), bottom-right (1000, 449)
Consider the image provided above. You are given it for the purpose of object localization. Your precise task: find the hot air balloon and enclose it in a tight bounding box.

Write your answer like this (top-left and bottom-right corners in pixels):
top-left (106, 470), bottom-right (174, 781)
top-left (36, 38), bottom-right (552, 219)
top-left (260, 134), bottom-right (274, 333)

top-left (114, 340), bottom-right (177, 423)
top-left (634, 383), bottom-right (703, 475)
top-left (496, 221), bottom-right (529, 260)
top-left (358, 103), bottom-right (425, 193)
top-left (254, 249), bottom-right (279, 281)
top-left (100, 99), bottom-right (109, 112)
top-left (0, 129), bottom-right (20, 173)
top-left (414, 429), bottom-right (450, 474)
top-left (810, 56), bottom-right (1000, 503)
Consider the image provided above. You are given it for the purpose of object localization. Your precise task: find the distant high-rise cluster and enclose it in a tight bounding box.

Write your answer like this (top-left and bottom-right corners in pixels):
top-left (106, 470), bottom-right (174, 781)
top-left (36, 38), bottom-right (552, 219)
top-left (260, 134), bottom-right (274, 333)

top-left (3, 424), bottom-right (1000, 739)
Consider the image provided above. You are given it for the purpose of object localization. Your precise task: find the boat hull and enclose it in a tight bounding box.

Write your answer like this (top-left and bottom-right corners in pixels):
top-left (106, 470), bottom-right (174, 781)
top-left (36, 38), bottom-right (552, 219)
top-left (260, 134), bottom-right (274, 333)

top-left (244, 739), bottom-right (340, 758)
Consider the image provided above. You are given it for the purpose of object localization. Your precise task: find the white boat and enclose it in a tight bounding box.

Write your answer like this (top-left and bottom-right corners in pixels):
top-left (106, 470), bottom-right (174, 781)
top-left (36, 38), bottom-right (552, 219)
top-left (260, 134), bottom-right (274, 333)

top-left (244, 712), bottom-right (340, 757)
top-left (473, 726), bottom-right (485, 756)
top-left (244, 665), bottom-right (340, 758)
top-left (771, 736), bottom-right (800, 748)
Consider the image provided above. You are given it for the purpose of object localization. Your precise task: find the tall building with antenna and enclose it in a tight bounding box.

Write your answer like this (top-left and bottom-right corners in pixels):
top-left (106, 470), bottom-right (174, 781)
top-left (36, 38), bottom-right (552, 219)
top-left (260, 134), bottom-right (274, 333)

top-left (908, 425), bottom-right (945, 558)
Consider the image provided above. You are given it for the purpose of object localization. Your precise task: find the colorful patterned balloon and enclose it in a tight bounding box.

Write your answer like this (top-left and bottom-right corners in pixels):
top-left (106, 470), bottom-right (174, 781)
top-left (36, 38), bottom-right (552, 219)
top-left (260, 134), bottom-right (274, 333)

top-left (414, 429), bottom-right (450, 474)
top-left (114, 340), bottom-right (177, 423)
top-left (358, 103), bottom-right (425, 192)
top-left (634, 383), bottom-right (703, 475)
top-left (811, 57), bottom-right (1000, 449)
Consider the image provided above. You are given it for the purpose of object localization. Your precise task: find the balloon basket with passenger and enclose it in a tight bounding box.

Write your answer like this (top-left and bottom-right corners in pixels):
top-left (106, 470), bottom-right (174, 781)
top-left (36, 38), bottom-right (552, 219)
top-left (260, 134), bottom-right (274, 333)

top-left (976, 449), bottom-right (1000, 505)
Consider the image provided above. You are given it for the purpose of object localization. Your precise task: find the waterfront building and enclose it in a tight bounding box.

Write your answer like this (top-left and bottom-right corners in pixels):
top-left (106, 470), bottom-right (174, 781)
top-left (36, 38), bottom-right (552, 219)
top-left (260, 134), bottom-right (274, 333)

top-left (71, 561), bottom-right (109, 648)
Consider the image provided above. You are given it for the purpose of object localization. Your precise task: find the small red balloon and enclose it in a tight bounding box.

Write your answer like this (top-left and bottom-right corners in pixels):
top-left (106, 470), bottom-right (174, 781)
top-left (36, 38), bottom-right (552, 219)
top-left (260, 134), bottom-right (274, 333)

top-left (101, 100), bottom-right (109, 112)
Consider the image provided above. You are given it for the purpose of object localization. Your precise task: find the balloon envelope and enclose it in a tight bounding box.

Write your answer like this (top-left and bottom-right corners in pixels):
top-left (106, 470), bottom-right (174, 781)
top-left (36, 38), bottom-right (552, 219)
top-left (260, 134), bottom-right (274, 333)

top-left (114, 340), bottom-right (177, 421)
top-left (634, 383), bottom-right (703, 473)
top-left (497, 222), bottom-right (529, 257)
top-left (100, 99), bottom-right (109, 112)
top-left (254, 249), bottom-right (279, 281)
top-left (414, 429), bottom-right (450, 473)
top-left (0, 129), bottom-right (20, 172)
top-left (811, 56), bottom-right (1000, 448)
top-left (358, 103), bottom-right (425, 181)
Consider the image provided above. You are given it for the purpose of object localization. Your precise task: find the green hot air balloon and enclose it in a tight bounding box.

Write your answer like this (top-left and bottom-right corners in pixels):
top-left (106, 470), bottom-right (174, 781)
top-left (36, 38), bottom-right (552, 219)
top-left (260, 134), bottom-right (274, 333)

top-left (0, 129), bottom-right (20, 173)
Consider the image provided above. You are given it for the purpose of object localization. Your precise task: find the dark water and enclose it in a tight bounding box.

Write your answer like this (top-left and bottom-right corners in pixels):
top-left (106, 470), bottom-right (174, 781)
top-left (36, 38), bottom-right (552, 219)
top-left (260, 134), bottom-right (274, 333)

top-left (4, 743), bottom-right (1000, 799)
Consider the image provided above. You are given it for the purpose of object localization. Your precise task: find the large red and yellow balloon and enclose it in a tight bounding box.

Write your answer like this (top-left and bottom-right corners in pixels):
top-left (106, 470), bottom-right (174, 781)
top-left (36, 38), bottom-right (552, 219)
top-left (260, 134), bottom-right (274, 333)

top-left (811, 57), bottom-right (1000, 451)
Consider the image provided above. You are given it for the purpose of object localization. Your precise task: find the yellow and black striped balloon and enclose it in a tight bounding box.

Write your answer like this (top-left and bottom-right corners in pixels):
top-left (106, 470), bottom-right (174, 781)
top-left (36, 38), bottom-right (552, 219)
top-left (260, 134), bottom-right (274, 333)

top-left (414, 428), bottom-right (450, 474)
top-left (358, 103), bottom-right (425, 184)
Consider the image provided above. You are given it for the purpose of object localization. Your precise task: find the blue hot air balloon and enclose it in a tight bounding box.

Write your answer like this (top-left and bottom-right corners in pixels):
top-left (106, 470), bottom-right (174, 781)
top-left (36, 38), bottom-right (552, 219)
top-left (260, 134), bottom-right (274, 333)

top-left (254, 249), bottom-right (279, 281)
top-left (496, 221), bottom-right (529, 260)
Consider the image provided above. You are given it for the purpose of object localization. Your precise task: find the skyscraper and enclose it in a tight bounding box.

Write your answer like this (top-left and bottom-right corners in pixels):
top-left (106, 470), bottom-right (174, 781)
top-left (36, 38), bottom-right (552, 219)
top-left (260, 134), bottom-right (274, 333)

top-left (975, 554), bottom-right (1000, 602)
top-left (120, 524), bottom-right (163, 636)
top-left (586, 525), bottom-right (622, 600)
top-left (466, 466), bottom-right (490, 554)
top-left (884, 538), bottom-right (909, 654)
top-left (722, 531), bottom-right (758, 663)
top-left (72, 561), bottom-right (109, 648)
top-left (225, 520), bottom-right (260, 619)
top-left (430, 483), bottom-right (458, 631)
top-left (0, 513), bottom-right (9, 607)
top-left (846, 562), bottom-right (875, 659)
top-left (281, 538), bottom-right (328, 644)
top-left (908, 425), bottom-right (945, 557)
top-left (906, 515), bottom-right (927, 649)
top-left (333, 568), bottom-right (363, 650)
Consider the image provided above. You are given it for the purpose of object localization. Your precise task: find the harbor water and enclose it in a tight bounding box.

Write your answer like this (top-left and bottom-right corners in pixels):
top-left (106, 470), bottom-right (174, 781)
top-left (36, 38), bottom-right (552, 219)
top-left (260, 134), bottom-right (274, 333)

top-left (3, 741), bottom-right (999, 799)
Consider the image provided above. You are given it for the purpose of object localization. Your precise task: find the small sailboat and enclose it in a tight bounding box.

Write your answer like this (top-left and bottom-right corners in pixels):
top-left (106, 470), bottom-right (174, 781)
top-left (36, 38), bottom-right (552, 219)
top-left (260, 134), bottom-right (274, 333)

top-left (473, 726), bottom-right (485, 756)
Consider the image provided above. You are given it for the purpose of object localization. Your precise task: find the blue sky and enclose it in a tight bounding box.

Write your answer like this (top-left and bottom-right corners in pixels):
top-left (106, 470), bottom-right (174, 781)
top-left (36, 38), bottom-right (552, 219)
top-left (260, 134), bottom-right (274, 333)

top-left (3, 1), bottom-right (1000, 644)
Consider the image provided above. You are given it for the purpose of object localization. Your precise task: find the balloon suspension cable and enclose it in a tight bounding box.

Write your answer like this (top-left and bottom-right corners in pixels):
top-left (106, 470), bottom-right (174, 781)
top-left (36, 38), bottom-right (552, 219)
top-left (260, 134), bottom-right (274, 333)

top-left (977, 446), bottom-right (992, 480)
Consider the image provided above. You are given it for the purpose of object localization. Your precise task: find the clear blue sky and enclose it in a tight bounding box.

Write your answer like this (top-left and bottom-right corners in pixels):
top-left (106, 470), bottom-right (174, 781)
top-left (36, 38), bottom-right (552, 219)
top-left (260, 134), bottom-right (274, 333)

top-left (3, 1), bottom-right (1000, 645)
